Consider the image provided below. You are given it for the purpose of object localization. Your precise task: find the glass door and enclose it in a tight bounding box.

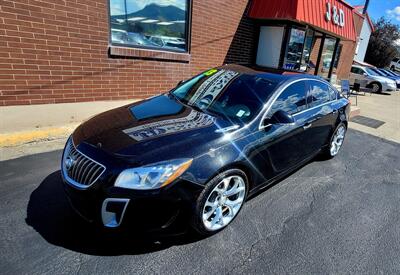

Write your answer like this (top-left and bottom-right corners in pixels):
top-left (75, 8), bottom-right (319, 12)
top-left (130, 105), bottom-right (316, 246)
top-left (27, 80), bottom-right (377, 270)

top-left (317, 36), bottom-right (337, 79)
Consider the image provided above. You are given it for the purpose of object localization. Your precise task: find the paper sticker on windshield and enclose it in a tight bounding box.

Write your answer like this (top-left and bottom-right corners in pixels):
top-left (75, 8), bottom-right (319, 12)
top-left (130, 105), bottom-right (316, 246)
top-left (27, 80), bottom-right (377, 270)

top-left (236, 110), bottom-right (246, 117)
top-left (203, 68), bottom-right (218, 76)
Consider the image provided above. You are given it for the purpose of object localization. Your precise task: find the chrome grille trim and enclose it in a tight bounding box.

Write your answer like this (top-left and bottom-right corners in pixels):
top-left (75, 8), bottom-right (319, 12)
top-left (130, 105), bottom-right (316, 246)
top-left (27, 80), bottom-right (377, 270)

top-left (62, 138), bottom-right (106, 190)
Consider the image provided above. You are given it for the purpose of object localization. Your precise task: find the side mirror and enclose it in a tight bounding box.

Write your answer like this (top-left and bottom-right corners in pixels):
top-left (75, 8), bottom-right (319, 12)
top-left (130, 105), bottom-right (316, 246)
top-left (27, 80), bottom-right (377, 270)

top-left (262, 110), bottom-right (295, 128)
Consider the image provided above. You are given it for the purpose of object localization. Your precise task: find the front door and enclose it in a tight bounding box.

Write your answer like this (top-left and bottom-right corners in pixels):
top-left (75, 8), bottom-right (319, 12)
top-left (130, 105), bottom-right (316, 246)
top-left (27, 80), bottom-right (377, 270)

top-left (251, 80), bottom-right (312, 178)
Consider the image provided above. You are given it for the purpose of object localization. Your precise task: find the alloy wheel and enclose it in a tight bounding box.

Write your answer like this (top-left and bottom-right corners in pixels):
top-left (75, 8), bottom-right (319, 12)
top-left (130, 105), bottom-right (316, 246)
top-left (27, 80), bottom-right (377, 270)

top-left (330, 125), bottom-right (346, 156)
top-left (371, 83), bottom-right (380, 93)
top-left (202, 175), bottom-right (246, 231)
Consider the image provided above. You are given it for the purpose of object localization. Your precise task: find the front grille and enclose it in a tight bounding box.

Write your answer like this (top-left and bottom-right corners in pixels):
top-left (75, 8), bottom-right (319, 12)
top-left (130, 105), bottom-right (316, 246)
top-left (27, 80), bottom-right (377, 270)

top-left (62, 138), bottom-right (106, 189)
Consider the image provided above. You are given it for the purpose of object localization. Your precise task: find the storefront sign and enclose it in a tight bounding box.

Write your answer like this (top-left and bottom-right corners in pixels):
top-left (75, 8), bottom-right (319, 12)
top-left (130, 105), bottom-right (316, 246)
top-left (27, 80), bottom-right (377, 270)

top-left (325, 2), bottom-right (345, 27)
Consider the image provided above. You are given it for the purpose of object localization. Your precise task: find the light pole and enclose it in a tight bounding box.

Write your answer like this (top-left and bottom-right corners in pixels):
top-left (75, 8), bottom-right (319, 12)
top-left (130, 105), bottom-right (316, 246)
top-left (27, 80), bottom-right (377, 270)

top-left (362, 0), bottom-right (370, 14)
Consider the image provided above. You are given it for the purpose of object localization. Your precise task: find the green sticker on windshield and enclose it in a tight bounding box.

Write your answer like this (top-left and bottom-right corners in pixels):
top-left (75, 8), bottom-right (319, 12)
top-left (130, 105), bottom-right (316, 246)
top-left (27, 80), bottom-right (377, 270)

top-left (203, 68), bottom-right (218, 76)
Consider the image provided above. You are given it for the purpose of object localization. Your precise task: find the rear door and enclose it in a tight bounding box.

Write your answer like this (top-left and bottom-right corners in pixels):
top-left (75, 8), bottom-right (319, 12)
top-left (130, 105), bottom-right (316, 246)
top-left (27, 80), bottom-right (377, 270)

top-left (349, 66), bottom-right (366, 85)
top-left (299, 80), bottom-right (336, 153)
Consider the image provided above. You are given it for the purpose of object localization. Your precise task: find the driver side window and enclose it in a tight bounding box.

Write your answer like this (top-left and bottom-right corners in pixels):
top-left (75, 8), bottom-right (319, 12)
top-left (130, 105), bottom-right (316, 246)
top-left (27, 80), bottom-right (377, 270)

top-left (269, 81), bottom-right (307, 116)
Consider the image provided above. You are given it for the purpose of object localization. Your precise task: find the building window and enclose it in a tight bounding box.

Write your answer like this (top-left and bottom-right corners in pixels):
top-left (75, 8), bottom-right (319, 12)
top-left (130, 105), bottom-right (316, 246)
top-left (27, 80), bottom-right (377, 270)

top-left (109, 0), bottom-right (190, 52)
top-left (332, 43), bottom-right (342, 74)
top-left (283, 27), bottom-right (306, 70)
top-left (317, 36), bottom-right (337, 79)
top-left (300, 29), bottom-right (314, 71)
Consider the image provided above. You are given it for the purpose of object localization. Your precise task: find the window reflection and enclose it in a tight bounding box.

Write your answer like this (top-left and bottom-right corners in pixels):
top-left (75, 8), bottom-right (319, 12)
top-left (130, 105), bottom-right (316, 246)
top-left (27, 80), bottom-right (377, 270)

top-left (109, 0), bottom-right (188, 52)
top-left (300, 29), bottom-right (314, 71)
top-left (308, 81), bottom-right (330, 107)
top-left (318, 37), bottom-right (336, 79)
top-left (283, 28), bottom-right (306, 70)
top-left (269, 81), bottom-right (307, 115)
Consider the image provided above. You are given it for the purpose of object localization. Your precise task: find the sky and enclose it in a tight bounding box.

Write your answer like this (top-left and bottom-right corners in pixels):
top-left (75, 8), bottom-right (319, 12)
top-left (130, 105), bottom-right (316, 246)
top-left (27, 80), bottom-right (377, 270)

top-left (110, 0), bottom-right (186, 15)
top-left (346, 0), bottom-right (400, 25)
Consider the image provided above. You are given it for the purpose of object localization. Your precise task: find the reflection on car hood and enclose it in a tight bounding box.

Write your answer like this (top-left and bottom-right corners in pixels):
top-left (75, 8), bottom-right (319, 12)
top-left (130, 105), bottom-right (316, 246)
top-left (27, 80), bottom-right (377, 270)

top-left (72, 94), bottom-right (239, 163)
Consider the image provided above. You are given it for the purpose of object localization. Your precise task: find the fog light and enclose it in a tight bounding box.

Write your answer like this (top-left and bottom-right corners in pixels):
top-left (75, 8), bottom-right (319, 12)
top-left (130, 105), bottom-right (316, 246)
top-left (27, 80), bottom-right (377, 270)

top-left (101, 198), bottom-right (129, 228)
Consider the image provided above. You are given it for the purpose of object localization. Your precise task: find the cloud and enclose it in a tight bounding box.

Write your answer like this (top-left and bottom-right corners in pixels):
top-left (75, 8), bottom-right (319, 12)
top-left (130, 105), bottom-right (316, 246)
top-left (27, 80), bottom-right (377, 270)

top-left (386, 6), bottom-right (400, 21)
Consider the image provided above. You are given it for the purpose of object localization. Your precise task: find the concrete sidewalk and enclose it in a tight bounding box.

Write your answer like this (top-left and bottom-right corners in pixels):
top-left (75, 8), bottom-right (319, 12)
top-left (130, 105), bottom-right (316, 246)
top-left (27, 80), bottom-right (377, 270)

top-left (0, 100), bottom-right (136, 147)
top-left (348, 91), bottom-right (400, 143)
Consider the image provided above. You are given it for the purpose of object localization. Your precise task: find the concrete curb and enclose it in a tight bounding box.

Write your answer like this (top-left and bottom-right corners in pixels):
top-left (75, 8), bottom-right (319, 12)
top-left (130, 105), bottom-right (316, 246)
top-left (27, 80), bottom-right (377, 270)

top-left (0, 124), bottom-right (77, 147)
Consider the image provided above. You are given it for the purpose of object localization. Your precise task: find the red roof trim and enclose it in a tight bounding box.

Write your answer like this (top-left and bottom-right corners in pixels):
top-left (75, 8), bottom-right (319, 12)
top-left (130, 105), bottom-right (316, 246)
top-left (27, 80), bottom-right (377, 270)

top-left (352, 5), bottom-right (375, 32)
top-left (248, 0), bottom-right (358, 41)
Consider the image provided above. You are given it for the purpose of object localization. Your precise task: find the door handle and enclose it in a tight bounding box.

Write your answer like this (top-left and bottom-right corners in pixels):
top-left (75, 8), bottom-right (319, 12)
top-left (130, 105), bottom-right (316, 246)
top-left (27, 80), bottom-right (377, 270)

top-left (303, 123), bottom-right (312, 130)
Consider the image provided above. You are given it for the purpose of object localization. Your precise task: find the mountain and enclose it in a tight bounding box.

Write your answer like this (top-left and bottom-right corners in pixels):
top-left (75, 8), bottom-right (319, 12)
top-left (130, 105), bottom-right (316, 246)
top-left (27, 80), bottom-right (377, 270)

top-left (128, 3), bottom-right (185, 22)
top-left (110, 3), bottom-right (186, 39)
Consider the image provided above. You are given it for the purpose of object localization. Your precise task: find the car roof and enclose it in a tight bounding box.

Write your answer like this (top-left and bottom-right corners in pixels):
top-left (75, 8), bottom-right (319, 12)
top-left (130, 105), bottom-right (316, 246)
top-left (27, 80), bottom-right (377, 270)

top-left (220, 64), bottom-right (328, 83)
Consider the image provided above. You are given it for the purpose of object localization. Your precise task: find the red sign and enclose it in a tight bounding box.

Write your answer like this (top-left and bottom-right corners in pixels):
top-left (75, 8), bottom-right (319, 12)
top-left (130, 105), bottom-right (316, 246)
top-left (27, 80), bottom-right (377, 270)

top-left (248, 0), bottom-right (357, 41)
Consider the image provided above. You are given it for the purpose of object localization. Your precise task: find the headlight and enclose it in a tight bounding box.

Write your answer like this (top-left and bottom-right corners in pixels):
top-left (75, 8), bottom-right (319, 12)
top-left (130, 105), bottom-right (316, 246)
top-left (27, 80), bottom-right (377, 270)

top-left (114, 158), bottom-right (193, 190)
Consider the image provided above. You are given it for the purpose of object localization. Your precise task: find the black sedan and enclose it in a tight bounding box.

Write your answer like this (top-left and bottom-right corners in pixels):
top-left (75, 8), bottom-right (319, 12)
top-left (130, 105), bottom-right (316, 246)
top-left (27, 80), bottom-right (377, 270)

top-left (61, 65), bottom-right (350, 236)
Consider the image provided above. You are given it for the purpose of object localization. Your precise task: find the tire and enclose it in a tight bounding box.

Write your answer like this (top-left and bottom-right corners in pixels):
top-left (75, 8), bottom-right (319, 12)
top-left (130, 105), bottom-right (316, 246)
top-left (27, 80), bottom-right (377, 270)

top-left (190, 169), bottom-right (248, 236)
top-left (369, 82), bottom-right (382, 93)
top-left (322, 123), bottom-right (347, 159)
top-left (391, 66), bottom-right (395, 71)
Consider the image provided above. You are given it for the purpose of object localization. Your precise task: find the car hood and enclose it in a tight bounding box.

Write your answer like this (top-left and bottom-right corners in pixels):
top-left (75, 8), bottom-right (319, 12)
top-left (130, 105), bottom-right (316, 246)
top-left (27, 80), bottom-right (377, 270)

top-left (72, 94), bottom-right (241, 164)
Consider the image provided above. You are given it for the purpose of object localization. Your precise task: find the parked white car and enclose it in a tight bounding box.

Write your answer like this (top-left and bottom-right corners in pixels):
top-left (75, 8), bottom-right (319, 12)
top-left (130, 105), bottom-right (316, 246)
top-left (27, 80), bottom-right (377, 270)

top-left (349, 65), bottom-right (397, 93)
top-left (390, 58), bottom-right (400, 72)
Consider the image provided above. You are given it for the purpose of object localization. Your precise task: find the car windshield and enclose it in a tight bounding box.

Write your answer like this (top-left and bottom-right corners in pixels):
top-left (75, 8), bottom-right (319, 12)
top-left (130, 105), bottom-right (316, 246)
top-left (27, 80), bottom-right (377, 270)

top-left (171, 69), bottom-right (279, 123)
top-left (371, 68), bottom-right (386, 76)
top-left (365, 68), bottom-right (380, 76)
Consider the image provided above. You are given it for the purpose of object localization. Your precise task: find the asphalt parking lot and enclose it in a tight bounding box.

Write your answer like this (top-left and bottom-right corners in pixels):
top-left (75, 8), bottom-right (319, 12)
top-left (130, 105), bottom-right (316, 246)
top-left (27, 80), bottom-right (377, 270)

top-left (1, 129), bottom-right (400, 274)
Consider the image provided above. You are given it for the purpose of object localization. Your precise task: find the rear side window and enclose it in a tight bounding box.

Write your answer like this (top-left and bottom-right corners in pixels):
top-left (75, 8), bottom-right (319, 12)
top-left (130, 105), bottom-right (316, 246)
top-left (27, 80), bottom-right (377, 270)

top-left (351, 67), bottom-right (363, 74)
top-left (269, 81), bottom-right (307, 115)
top-left (307, 81), bottom-right (330, 107)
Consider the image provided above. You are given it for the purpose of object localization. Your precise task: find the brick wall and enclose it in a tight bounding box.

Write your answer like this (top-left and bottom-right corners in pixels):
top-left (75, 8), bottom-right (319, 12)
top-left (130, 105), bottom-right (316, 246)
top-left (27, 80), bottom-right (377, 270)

top-left (0, 0), bottom-right (249, 106)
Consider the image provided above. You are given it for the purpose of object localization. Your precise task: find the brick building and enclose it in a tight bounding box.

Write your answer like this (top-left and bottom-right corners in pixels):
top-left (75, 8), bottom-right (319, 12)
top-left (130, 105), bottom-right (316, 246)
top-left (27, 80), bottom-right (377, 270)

top-left (0, 0), bottom-right (365, 106)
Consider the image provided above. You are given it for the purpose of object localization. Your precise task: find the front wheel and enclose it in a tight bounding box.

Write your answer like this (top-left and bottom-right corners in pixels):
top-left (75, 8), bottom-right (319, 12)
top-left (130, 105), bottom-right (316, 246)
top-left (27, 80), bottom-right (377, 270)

top-left (323, 123), bottom-right (347, 159)
top-left (191, 169), bottom-right (248, 236)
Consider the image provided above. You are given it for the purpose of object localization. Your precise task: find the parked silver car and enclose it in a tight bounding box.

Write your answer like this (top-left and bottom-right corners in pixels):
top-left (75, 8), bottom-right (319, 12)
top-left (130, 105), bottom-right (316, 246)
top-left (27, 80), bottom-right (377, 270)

top-left (349, 65), bottom-right (397, 93)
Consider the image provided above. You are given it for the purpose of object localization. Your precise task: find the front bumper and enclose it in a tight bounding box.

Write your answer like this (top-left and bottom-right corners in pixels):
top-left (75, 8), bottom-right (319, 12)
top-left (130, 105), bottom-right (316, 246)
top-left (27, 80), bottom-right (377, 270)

top-left (61, 141), bottom-right (203, 232)
top-left (383, 82), bottom-right (397, 92)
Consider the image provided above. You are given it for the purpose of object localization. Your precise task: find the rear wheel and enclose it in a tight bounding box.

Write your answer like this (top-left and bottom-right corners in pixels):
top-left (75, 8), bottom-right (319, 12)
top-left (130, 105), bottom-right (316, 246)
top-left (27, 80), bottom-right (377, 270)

top-left (391, 66), bottom-right (395, 71)
top-left (191, 169), bottom-right (248, 236)
top-left (369, 82), bottom-right (382, 93)
top-left (323, 123), bottom-right (347, 159)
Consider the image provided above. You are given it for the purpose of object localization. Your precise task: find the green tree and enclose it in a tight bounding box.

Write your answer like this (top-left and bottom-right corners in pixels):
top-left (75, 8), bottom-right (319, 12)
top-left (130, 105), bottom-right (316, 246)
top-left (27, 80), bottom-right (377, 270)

top-left (365, 17), bottom-right (400, 67)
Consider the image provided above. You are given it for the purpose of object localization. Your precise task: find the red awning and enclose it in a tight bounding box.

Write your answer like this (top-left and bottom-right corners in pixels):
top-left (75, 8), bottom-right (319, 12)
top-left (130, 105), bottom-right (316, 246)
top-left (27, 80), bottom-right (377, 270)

top-left (249, 0), bottom-right (357, 41)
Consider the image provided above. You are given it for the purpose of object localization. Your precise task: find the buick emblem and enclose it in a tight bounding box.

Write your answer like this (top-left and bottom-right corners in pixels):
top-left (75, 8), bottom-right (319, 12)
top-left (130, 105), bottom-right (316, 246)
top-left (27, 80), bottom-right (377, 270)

top-left (65, 156), bottom-right (75, 170)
